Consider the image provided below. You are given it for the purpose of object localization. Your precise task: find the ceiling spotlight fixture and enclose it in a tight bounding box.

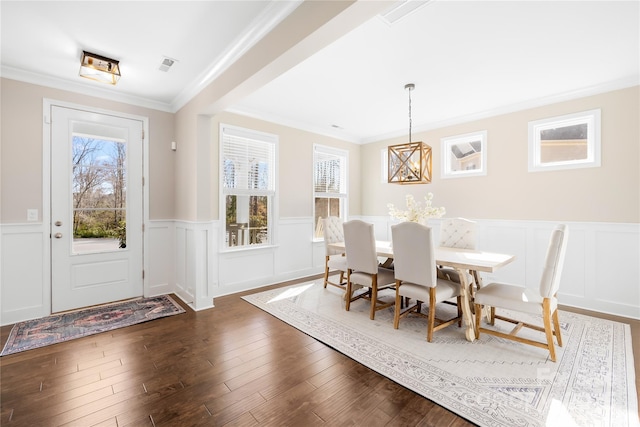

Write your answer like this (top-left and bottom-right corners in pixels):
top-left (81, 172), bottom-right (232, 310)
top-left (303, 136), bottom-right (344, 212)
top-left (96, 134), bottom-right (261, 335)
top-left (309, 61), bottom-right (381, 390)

top-left (79, 51), bottom-right (121, 85)
top-left (387, 83), bottom-right (432, 184)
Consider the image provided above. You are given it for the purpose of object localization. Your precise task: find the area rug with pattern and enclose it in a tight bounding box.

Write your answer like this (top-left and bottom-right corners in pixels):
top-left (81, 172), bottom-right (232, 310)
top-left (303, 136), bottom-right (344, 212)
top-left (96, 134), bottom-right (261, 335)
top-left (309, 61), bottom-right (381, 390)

top-left (242, 280), bottom-right (639, 427)
top-left (1, 295), bottom-right (186, 356)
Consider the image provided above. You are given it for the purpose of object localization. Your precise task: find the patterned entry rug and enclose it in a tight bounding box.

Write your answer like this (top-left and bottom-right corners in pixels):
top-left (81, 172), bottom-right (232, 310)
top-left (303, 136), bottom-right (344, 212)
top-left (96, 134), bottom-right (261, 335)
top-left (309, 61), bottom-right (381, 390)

top-left (243, 280), bottom-right (639, 427)
top-left (1, 295), bottom-right (185, 356)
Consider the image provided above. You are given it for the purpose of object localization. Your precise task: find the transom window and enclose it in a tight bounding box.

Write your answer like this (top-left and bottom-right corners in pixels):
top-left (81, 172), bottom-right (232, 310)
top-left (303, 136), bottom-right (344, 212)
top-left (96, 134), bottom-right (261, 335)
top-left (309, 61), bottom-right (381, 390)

top-left (528, 109), bottom-right (601, 172)
top-left (220, 124), bottom-right (277, 249)
top-left (313, 145), bottom-right (348, 238)
top-left (441, 131), bottom-right (487, 178)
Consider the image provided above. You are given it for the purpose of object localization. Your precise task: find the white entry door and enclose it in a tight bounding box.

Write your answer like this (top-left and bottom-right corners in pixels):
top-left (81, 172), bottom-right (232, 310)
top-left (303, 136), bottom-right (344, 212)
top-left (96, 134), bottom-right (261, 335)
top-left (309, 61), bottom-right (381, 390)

top-left (51, 106), bottom-right (143, 312)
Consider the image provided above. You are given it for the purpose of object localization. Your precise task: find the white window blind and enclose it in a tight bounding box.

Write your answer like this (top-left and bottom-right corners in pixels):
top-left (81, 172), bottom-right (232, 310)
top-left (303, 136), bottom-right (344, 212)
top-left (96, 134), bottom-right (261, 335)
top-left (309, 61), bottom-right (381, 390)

top-left (222, 128), bottom-right (275, 193)
top-left (314, 146), bottom-right (346, 196)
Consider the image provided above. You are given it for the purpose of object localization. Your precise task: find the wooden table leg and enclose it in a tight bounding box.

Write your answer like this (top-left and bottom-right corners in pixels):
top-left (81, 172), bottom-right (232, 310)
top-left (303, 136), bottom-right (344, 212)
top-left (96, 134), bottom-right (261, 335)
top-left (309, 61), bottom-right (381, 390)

top-left (456, 267), bottom-right (476, 342)
top-left (471, 270), bottom-right (491, 322)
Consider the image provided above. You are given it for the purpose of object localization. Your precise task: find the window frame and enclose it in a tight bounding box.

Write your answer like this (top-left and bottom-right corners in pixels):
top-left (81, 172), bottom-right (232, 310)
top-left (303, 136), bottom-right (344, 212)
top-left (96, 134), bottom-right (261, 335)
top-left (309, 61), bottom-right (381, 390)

top-left (441, 130), bottom-right (487, 179)
top-left (528, 109), bottom-right (601, 172)
top-left (313, 144), bottom-right (348, 239)
top-left (219, 123), bottom-right (278, 252)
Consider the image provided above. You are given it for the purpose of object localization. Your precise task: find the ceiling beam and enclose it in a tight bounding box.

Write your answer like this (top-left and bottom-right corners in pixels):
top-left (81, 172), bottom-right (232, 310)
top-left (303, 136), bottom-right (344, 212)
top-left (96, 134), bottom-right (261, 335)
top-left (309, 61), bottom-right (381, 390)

top-left (188, 0), bottom-right (394, 117)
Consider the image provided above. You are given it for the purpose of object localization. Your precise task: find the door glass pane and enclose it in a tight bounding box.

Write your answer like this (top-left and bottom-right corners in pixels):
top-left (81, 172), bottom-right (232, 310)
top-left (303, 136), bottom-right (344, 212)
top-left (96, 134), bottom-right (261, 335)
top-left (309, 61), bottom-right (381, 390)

top-left (72, 136), bottom-right (127, 253)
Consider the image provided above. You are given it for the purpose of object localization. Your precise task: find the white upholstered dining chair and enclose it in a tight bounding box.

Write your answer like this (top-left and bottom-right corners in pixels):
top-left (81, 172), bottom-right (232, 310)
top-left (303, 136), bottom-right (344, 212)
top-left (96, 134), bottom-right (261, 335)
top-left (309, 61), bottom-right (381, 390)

top-left (321, 216), bottom-right (347, 290)
top-left (391, 221), bottom-right (462, 342)
top-left (437, 217), bottom-right (477, 287)
top-left (474, 224), bottom-right (568, 362)
top-left (343, 220), bottom-right (396, 320)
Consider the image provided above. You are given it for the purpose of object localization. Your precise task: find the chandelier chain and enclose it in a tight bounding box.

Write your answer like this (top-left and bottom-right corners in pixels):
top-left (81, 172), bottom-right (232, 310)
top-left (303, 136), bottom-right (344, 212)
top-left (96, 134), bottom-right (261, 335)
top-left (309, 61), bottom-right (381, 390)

top-left (408, 87), bottom-right (412, 143)
top-left (405, 83), bottom-right (414, 143)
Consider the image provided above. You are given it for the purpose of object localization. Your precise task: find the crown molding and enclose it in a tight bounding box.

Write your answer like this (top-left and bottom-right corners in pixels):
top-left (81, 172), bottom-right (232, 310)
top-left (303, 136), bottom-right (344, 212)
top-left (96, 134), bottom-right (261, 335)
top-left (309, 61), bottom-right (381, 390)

top-left (376, 75), bottom-right (640, 144)
top-left (360, 76), bottom-right (640, 145)
top-left (1, 65), bottom-right (173, 112)
top-left (229, 76), bottom-right (638, 145)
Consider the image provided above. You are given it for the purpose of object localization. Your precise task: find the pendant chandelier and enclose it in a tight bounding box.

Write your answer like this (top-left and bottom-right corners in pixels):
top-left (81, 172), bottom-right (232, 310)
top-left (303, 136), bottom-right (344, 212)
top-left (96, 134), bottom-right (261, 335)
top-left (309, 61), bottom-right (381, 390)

top-left (388, 83), bottom-right (432, 184)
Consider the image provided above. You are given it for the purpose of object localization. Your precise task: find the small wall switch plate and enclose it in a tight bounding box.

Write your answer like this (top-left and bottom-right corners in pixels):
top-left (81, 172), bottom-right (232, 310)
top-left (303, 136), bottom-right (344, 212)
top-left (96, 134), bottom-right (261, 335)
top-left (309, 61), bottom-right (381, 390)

top-left (171, 141), bottom-right (177, 151)
top-left (27, 209), bottom-right (38, 221)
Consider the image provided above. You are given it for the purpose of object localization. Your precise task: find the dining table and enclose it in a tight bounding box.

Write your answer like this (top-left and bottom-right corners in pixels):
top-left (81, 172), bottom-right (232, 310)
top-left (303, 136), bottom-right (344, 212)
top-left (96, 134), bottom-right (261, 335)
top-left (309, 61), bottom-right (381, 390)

top-left (327, 240), bottom-right (515, 342)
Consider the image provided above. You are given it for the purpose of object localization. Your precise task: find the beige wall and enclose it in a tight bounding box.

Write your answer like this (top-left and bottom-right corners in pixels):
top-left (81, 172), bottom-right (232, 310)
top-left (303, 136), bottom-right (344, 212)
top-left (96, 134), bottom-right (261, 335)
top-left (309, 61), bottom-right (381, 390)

top-left (0, 78), bottom-right (175, 222)
top-left (362, 86), bottom-right (639, 223)
top-left (2, 77), bottom-right (636, 225)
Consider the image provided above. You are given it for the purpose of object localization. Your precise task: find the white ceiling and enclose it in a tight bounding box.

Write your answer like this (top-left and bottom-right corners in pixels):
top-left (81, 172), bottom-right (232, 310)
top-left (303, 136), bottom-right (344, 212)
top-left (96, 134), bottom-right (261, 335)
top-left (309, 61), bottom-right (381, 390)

top-left (1, 1), bottom-right (638, 144)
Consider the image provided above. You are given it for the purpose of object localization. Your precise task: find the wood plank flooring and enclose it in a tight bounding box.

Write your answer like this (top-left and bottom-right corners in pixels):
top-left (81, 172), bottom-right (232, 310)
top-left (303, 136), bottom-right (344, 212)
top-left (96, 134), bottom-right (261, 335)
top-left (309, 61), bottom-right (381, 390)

top-left (1, 275), bottom-right (638, 426)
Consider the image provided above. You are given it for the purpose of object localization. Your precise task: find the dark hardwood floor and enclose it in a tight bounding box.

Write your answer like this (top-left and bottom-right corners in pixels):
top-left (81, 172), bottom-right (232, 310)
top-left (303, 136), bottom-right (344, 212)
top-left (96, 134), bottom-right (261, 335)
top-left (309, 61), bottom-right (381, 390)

top-left (1, 275), bottom-right (638, 426)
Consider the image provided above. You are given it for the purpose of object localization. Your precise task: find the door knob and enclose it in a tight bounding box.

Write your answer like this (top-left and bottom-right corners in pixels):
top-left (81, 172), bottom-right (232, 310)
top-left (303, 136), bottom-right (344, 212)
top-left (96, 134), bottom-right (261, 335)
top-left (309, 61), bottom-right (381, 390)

top-left (54, 233), bottom-right (63, 239)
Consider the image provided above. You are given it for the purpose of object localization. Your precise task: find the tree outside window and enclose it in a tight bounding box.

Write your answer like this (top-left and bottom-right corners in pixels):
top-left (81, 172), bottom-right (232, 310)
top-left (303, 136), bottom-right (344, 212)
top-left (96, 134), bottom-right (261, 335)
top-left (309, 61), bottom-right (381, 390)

top-left (72, 136), bottom-right (127, 251)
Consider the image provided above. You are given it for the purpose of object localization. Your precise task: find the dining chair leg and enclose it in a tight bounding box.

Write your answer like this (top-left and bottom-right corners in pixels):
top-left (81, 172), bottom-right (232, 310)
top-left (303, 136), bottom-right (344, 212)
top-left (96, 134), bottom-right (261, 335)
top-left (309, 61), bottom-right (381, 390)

top-left (393, 282), bottom-right (402, 329)
top-left (345, 270), bottom-right (353, 311)
top-left (370, 277), bottom-right (378, 320)
top-left (427, 288), bottom-right (436, 342)
top-left (552, 309), bottom-right (563, 346)
top-left (323, 256), bottom-right (330, 288)
top-left (543, 299), bottom-right (557, 362)
top-left (474, 303), bottom-right (482, 339)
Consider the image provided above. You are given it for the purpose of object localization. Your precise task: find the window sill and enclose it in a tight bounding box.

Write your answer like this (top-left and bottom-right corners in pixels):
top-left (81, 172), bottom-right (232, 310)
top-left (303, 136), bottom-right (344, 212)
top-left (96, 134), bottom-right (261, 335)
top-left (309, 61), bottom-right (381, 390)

top-left (220, 244), bottom-right (278, 254)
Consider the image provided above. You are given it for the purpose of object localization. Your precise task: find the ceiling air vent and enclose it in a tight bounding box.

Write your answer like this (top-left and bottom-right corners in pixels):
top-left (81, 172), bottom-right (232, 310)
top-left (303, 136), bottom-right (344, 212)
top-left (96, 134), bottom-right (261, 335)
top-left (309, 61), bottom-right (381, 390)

top-left (379, 0), bottom-right (431, 25)
top-left (159, 56), bottom-right (178, 72)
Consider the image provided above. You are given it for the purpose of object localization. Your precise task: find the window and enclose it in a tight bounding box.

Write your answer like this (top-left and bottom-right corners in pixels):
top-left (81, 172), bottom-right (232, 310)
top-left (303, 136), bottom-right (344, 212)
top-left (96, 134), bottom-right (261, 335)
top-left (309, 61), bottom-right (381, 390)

top-left (441, 131), bottom-right (487, 179)
top-left (220, 124), bottom-right (277, 249)
top-left (72, 136), bottom-right (127, 252)
top-left (314, 145), bottom-right (348, 238)
top-left (528, 109), bottom-right (601, 172)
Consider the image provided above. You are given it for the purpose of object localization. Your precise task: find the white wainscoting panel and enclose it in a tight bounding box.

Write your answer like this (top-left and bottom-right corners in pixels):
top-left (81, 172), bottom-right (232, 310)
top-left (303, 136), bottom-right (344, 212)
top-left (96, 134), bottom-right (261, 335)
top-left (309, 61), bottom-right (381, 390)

top-left (219, 247), bottom-right (276, 288)
top-left (313, 240), bottom-right (326, 271)
top-left (213, 218), bottom-right (322, 299)
top-left (173, 221), bottom-right (216, 311)
top-left (3, 218), bottom-right (637, 325)
top-left (147, 221), bottom-right (174, 296)
top-left (173, 225), bottom-right (190, 304)
top-left (359, 216), bottom-right (639, 319)
top-left (592, 225), bottom-right (639, 316)
top-left (194, 223), bottom-right (213, 310)
top-left (275, 218), bottom-right (314, 276)
top-left (1, 223), bottom-right (49, 325)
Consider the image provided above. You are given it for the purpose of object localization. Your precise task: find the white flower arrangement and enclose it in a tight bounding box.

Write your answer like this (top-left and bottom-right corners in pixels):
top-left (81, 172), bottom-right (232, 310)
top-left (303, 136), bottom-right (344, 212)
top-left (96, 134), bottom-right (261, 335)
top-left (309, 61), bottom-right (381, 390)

top-left (387, 193), bottom-right (446, 223)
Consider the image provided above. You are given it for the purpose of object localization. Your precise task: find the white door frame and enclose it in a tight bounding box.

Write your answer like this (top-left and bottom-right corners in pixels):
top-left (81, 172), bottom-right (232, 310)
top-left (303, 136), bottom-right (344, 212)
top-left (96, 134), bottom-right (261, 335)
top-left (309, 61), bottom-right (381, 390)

top-left (43, 98), bottom-right (150, 314)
